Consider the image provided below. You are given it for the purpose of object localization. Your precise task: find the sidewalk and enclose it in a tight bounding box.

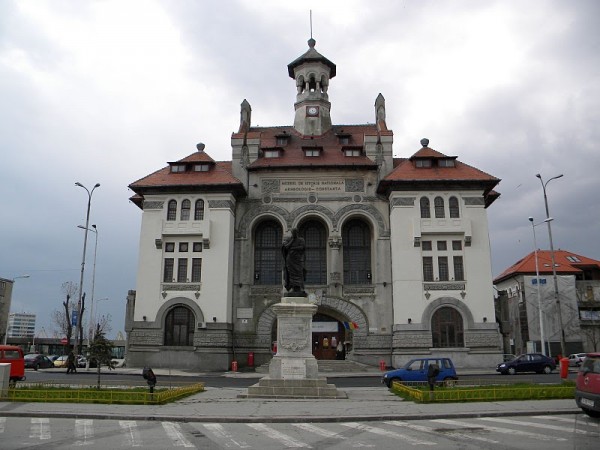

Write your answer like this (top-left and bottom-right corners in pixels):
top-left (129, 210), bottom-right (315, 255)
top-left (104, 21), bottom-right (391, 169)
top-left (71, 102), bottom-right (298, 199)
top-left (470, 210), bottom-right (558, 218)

top-left (0, 367), bottom-right (581, 423)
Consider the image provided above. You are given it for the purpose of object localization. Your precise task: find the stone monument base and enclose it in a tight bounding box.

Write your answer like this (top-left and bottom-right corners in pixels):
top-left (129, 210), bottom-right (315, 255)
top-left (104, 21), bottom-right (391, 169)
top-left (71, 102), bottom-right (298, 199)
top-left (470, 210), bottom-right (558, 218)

top-left (241, 377), bottom-right (347, 399)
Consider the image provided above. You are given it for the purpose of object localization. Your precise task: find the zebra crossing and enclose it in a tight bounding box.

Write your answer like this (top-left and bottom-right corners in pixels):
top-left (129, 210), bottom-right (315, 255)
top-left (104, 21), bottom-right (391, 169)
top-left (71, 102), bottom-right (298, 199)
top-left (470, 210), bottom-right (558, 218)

top-left (0, 415), bottom-right (598, 448)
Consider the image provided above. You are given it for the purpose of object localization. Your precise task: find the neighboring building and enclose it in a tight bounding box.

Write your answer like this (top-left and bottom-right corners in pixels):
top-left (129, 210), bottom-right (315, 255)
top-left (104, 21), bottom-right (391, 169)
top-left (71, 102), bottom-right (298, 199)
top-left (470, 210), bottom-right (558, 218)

top-left (7, 312), bottom-right (36, 339)
top-left (0, 277), bottom-right (15, 343)
top-left (494, 250), bottom-right (600, 355)
top-left (126, 38), bottom-right (503, 371)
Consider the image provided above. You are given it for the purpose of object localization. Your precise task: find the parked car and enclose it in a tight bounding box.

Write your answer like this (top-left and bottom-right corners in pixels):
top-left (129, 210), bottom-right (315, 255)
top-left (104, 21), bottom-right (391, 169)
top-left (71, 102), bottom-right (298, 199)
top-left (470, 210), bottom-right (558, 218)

top-left (24, 354), bottom-right (54, 370)
top-left (53, 355), bottom-right (69, 368)
top-left (575, 352), bottom-right (600, 418)
top-left (382, 357), bottom-right (458, 387)
top-left (0, 345), bottom-right (25, 382)
top-left (568, 353), bottom-right (587, 367)
top-left (496, 353), bottom-right (556, 375)
top-left (502, 353), bottom-right (517, 362)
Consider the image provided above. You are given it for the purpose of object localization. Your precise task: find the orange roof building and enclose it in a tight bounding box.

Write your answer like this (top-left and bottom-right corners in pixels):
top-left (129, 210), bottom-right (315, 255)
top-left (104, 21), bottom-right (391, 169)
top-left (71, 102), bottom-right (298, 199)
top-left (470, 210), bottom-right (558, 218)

top-left (126, 37), bottom-right (505, 372)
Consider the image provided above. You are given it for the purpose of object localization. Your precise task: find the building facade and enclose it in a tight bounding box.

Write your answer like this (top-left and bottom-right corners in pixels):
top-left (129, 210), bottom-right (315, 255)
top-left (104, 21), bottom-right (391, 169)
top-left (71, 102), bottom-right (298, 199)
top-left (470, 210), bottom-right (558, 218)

top-left (7, 312), bottom-right (36, 339)
top-left (494, 250), bottom-right (600, 356)
top-left (0, 277), bottom-right (15, 344)
top-left (126, 39), bottom-right (503, 370)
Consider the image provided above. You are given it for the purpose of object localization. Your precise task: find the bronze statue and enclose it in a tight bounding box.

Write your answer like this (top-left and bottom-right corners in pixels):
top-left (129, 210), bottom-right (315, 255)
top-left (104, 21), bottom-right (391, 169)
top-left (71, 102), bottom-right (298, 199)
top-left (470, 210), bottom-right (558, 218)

top-left (282, 228), bottom-right (306, 296)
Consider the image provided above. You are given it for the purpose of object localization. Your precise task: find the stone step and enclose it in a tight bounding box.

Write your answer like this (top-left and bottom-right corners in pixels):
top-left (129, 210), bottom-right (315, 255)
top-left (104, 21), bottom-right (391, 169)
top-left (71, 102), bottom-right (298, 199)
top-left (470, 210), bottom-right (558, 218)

top-left (241, 376), bottom-right (348, 399)
top-left (255, 359), bottom-right (378, 374)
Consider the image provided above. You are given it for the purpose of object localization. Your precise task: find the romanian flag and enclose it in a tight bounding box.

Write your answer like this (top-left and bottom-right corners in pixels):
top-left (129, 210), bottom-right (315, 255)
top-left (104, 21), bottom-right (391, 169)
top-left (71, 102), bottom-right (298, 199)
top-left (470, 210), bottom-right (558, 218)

top-left (343, 321), bottom-right (359, 330)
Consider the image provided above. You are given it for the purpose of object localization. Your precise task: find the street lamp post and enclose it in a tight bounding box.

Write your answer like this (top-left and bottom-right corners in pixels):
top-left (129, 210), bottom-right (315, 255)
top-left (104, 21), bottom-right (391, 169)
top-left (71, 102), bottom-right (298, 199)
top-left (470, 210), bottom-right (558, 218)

top-left (2, 275), bottom-right (30, 345)
top-left (74, 182), bottom-right (100, 358)
top-left (78, 224), bottom-right (98, 348)
top-left (535, 173), bottom-right (566, 356)
top-left (528, 217), bottom-right (553, 356)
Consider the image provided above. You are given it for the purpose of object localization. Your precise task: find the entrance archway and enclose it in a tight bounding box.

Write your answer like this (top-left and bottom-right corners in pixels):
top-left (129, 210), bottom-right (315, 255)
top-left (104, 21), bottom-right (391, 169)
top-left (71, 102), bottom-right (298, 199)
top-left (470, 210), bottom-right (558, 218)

top-left (312, 313), bottom-right (346, 360)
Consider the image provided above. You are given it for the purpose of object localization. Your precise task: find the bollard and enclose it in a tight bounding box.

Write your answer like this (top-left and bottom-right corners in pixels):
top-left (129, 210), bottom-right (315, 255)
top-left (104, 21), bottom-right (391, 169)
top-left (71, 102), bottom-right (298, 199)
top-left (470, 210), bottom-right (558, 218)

top-left (248, 352), bottom-right (254, 367)
top-left (231, 360), bottom-right (238, 372)
top-left (560, 357), bottom-right (569, 378)
top-left (379, 360), bottom-right (386, 371)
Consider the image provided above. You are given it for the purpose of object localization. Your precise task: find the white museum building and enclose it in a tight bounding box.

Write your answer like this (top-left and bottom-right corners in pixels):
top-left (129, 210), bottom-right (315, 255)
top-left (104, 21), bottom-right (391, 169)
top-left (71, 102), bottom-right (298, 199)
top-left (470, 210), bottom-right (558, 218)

top-left (125, 38), bottom-right (503, 370)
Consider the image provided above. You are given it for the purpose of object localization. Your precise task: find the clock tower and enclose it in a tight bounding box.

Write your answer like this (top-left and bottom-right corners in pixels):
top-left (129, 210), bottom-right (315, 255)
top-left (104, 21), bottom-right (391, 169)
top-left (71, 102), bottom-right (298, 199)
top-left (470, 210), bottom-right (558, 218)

top-left (288, 38), bottom-right (336, 136)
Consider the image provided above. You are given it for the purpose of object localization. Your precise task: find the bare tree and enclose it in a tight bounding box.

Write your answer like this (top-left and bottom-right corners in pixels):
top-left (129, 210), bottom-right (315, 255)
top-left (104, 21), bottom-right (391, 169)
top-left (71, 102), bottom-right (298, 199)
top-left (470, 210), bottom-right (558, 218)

top-left (52, 282), bottom-right (79, 352)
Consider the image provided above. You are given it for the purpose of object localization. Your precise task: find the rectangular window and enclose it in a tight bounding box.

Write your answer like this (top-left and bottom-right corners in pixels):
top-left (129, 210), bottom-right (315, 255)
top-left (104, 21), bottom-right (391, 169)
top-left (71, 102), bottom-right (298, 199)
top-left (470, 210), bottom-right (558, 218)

top-left (171, 164), bottom-right (186, 173)
top-left (344, 148), bottom-right (361, 157)
top-left (438, 256), bottom-right (449, 281)
top-left (421, 241), bottom-right (432, 251)
top-left (438, 159), bottom-right (455, 167)
top-left (177, 258), bottom-right (188, 282)
top-left (453, 256), bottom-right (464, 281)
top-left (423, 257), bottom-right (434, 281)
top-left (165, 242), bottom-right (175, 252)
top-left (416, 159), bottom-right (432, 168)
top-left (338, 136), bottom-right (350, 145)
top-left (276, 136), bottom-right (289, 146)
top-left (163, 258), bottom-right (174, 282)
top-left (179, 242), bottom-right (189, 252)
top-left (191, 258), bottom-right (202, 282)
top-left (452, 240), bottom-right (462, 251)
top-left (264, 150), bottom-right (280, 158)
top-left (437, 241), bottom-right (447, 251)
top-left (193, 164), bottom-right (210, 172)
top-left (193, 242), bottom-right (203, 252)
top-left (304, 149), bottom-right (320, 157)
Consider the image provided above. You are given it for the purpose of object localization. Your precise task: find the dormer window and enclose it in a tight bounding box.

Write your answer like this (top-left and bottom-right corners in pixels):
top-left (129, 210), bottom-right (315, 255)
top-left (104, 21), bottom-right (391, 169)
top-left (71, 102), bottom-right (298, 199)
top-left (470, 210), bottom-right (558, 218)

top-left (438, 159), bottom-right (455, 167)
top-left (566, 255), bottom-right (581, 262)
top-left (343, 146), bottom-right (362, 157)
top-left (415, 159), bottom-right (432, 168)
top-left (303, 146), bottom-right (322, 157)
top-left (336, 132), bottom-right (351, 145)
top-left (264, 149), bottom-right (281, 158)
top-left (171, 164), bottom-right (186, 173)
top-left (194, 164), bottom-right (210, 172)
top-left (276, 135), bottom-right (290, 146)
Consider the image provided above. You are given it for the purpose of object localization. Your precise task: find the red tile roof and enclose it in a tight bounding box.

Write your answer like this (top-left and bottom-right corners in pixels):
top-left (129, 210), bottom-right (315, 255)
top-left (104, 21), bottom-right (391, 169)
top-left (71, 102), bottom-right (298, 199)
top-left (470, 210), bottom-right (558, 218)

top-left (240, 125), bottom-right (383, 170)
top-left (494, 250), bottom-right (600, 283)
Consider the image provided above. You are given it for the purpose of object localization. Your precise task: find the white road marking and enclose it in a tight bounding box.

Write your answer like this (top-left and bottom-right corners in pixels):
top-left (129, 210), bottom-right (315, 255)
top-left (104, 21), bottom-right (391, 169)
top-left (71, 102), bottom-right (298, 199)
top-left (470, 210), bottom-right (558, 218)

top-left (293, 423), bottom-right (375, 447)
top-left (247, 423), bottom-right (312, 448)
top-left (434, 418), bottom-right (567, 441)
top-left (119, 420), bottom-right (142, 447)
top-left (201, 423), bottom-right (251, 448)
top-left (479, 416), bottom-right (590, 435)
top-left (74, 419), bottom-right (94, 446)
top-left (162, 421), bottom-right (195, 448)
top-left (385, 420), bottom-right (500, 444)
top-left (342, 422), bottom-right (436, 446)
top-left (30, 418), bottom-right (51, 440)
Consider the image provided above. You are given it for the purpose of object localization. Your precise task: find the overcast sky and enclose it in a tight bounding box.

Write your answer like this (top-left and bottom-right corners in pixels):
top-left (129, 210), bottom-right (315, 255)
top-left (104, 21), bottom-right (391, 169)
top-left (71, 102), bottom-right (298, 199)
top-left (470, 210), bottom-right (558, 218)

top-left (1, 0), bottom-right (598, 340)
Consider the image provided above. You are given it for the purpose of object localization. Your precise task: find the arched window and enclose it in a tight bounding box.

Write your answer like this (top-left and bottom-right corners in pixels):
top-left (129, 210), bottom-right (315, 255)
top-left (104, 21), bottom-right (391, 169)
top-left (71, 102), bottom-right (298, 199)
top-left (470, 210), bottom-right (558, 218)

top-left (420, 197), bottom-right (431, 218)
top-left (299, 220), bottom-right (327, 285)
top-left (194, 199), bottom-right (205, 221)
top-left (449, 197), bottom-right (460, 218)
top-left (342, 219), bottom-right (371, 285)
top-left (180, 199), bottom-right (191, 221)
top-left (434, 197), bottom-right (445, 218)
top-left (431, 307), bottom-right (464, 347)
top-left (167, 200), bottom-right (177, 221)
top-left (164, 306), bottom-right (195, 346)
top-left (254, 220), bottom-right (283, 285)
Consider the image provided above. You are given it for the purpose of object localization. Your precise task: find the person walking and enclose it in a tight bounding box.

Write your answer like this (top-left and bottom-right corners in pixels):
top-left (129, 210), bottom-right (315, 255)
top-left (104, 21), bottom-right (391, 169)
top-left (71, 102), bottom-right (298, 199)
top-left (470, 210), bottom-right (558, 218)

top-left (66, 350), bottom-right (77, 374)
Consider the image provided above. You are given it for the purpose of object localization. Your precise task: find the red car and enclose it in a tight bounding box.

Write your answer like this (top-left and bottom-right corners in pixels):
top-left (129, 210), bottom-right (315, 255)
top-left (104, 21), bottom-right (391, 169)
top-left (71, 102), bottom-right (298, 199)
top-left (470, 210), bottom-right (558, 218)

top-left (575, 352), bottom-right (600, 418)
top-left (0, 345), bottom-right (25, 382)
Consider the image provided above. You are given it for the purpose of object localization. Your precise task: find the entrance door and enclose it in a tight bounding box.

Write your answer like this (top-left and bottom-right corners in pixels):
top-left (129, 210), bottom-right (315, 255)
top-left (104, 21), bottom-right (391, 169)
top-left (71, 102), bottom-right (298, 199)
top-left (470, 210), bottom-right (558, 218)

top-left (312, 314), bottom-right (344, 360)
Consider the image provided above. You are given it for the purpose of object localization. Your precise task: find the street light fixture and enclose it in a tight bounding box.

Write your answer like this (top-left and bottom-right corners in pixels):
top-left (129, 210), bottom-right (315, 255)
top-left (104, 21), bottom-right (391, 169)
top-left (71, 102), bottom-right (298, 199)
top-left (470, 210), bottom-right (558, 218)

top-left (528, 216), bottom-right (553, 356)
top-left (2, 274), bottom-right (30, 344)
top-left (535, 173), bottom-right (566, 356)
top-left (74, 182), bottom-right (100, 358)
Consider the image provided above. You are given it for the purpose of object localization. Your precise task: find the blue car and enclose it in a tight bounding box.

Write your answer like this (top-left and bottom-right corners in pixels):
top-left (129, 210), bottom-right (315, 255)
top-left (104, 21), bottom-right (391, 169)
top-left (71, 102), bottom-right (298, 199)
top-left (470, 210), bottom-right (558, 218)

top-left (382, 357), bottom-right (458, 387)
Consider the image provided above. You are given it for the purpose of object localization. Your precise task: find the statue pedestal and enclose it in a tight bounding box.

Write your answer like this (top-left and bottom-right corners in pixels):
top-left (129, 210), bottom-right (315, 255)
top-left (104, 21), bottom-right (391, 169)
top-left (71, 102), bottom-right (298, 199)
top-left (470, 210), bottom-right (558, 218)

top-left (243, 297), bottom-right (346, 399)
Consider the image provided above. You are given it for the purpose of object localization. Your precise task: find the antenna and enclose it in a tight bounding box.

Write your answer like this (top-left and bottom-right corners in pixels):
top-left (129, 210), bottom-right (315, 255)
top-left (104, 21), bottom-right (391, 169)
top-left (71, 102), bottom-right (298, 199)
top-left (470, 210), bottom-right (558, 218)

top-left (310, 10), bottom-right (313, 39)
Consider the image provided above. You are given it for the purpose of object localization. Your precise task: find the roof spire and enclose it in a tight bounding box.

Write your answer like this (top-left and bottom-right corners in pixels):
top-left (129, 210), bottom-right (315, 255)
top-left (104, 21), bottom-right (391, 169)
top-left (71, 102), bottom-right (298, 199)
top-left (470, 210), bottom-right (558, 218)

top-left (308, 10), bottom-right (316, 48)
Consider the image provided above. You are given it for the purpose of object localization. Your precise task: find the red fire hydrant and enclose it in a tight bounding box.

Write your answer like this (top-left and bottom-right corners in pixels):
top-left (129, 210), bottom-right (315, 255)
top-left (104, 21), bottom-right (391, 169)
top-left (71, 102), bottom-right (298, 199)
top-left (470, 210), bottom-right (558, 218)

top-left (559, 357), bottom-right (569, 379)
top-left (248, 352), bottom-right (254, 367)
top-left (231, 360), bottom-right (238, 372)
top-left (379, 360), bottom-right (386, 371)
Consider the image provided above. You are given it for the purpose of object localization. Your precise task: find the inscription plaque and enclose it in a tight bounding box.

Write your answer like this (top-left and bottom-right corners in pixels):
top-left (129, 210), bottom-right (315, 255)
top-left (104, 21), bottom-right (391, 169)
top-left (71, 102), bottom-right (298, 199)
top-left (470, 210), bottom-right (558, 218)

top-left (281, 358), bottom-right (307, 379)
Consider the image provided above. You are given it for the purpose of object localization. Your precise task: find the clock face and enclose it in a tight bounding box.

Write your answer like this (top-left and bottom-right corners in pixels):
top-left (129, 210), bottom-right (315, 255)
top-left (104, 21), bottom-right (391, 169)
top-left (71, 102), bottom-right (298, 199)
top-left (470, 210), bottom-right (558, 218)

top-left (307, 106), bottom-right (319, 116)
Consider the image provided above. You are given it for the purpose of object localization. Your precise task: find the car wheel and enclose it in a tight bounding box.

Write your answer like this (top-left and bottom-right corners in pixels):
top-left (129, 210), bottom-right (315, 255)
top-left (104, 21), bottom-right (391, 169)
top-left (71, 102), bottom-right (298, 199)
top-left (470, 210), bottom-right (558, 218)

top-left (542, 365), bottom-right (552, 374)
top-left (34, 364), bottom-right (39, 371)
top-left (443, 377), bottom-right (456, 387)
top-left (507, 367), bottom-right (516, 375)
top-left (388, 377), bottom-right (401, 388)
top-left (582, 408), bottom-right (600, 418)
